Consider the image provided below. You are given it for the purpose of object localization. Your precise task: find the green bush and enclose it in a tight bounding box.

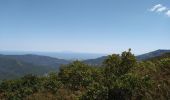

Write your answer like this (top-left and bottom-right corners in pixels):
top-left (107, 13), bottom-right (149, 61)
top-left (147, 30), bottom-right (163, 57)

top-left (0, 50), bottom-right (169, 100)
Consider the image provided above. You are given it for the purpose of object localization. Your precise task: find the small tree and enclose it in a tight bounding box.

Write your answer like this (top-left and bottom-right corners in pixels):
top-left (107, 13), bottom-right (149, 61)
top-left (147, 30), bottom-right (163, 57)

top-left (58, 61), bottom-right (93, 90)
top-left (43, 72), bottom-right (62, 94)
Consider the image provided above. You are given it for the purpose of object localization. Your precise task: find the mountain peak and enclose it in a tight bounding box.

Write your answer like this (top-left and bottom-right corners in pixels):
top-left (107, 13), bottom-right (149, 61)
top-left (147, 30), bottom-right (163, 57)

top-left (137, 49), bottom-right (170, 61)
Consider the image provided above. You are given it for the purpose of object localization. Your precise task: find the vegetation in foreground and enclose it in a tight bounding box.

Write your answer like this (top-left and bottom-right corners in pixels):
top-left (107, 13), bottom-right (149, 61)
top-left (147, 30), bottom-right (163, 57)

top-left (0, 49), bottom-right (169, 100)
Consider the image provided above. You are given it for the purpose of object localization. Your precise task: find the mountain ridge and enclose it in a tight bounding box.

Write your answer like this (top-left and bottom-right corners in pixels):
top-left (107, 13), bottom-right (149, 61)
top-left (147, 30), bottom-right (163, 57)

top-left (0, 56), bottom-right (55, 79)
top-left (0, 49), bottom-right (170, 79)
top-left (0, 54), bottom-right (70, 67)
top-left (0, 54), bottom-right (71, 79)
top-left (84, 49), bottom-right (170, 65)
top-left (136, 49), bottom-right (170, 61)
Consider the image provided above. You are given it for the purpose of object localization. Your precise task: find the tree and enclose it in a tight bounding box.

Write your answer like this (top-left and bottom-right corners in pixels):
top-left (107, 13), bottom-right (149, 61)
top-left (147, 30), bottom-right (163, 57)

top-left (101, 49), bottom-right (149, 100)
top-left (43, 72), bottom-right (62, 94)
top-left (0, 74), bottom-right (41, 99)
top-left (58, 61), bottom-right (93, 90)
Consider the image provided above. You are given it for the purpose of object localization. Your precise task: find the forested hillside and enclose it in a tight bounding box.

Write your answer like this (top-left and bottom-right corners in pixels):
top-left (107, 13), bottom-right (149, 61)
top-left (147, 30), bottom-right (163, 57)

top-left (0, 55), bottom-right (70, 79)
top-left (145, 52), bottom-right (170, 61)
top-left (0, 50), bottom-right (169, 100)
top-left (0, 56), bottom-right (57, 80)
top-left (0, 54), bottom-right (70, 67)
top-left (84, 49), bottom-right (170, 65)
top-left (136, 49), bottom-right (170, 61)
top-left (0, 50), bottom-right (169, 80)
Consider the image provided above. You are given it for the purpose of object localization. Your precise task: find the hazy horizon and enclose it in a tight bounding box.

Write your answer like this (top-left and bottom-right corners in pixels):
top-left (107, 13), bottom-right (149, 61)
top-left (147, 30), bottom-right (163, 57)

top-left (0, 0), bottom-right (170, 54)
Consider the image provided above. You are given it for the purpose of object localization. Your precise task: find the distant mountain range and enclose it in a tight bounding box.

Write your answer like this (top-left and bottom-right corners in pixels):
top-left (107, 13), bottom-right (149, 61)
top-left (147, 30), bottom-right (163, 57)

top-left (84, 49), bottom-right (170, 65)
top-left (0, 54), bottom-right (70, 67)
top-left (0, 49), bottom-right (170, 79)
top-left (0, 51), bottom-right (105, 60)
top-left (136, 49), bottom-right (170, 61)
top-left (84, 56), bottom-right (107, 65)
top-left (0, 56), bottom-right (50, 80)
top-left (0, 54), bottom-right (70, 79)
top-left (145, 52), bottom-right (170, 61)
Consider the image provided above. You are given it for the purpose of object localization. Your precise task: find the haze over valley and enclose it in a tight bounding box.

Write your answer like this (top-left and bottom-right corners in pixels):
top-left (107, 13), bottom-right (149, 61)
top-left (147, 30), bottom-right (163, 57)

top-left (0, 0), bottom-right (169, 99)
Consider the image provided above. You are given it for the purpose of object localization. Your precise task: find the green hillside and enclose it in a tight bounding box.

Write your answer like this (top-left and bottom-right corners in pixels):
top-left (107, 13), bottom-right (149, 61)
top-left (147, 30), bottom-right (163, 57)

top-left (0, 57), bottom-right (57, 80)
top-left (145, 52), bottom-right (170, 61)
top-left (84, 49), bottom-right (170, 65)
top-left (0, 50), bottom-right (169, 100)
top-left (0, 54), bottom-right (70, 67)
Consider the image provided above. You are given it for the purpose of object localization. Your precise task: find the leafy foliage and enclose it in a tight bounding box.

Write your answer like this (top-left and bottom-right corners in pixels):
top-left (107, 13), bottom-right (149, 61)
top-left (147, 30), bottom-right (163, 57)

top-left (0, 50), bottom-right (169, 100)
top-left (58, 61), bottom-right (94, 90)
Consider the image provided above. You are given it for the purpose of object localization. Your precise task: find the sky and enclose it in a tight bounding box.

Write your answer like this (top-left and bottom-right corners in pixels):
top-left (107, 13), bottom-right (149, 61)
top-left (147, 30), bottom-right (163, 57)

top-left (0, 0), bottom-right (170, 54)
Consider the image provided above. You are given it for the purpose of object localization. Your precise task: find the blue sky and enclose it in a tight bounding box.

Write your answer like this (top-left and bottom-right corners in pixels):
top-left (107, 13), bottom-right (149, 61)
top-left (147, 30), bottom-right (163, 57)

top-left (0, 0), bottom-right (170, 54)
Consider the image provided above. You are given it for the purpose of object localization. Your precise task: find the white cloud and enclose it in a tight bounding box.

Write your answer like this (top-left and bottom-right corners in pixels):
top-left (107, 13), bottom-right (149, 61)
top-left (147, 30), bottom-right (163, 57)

top-left (156, 6), bottom-right (167, 12)
top-left (166, 10), bottom-right (170, 17)
top-left (150, 4), bottom-right (162, 11)
top-left (150, 4), bottom-right (170, 17)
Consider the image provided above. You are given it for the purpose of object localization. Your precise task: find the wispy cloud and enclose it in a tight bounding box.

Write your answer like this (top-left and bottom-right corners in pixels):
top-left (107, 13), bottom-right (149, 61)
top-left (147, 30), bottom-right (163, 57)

top-left (156, 6), bottom-right (167, 12)
top-left (150, 4), bottom-right (170, 17)
top-left (150, 4), bottom-right (162, 12)
top-left (166, 10), bottom-right (170, 17)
